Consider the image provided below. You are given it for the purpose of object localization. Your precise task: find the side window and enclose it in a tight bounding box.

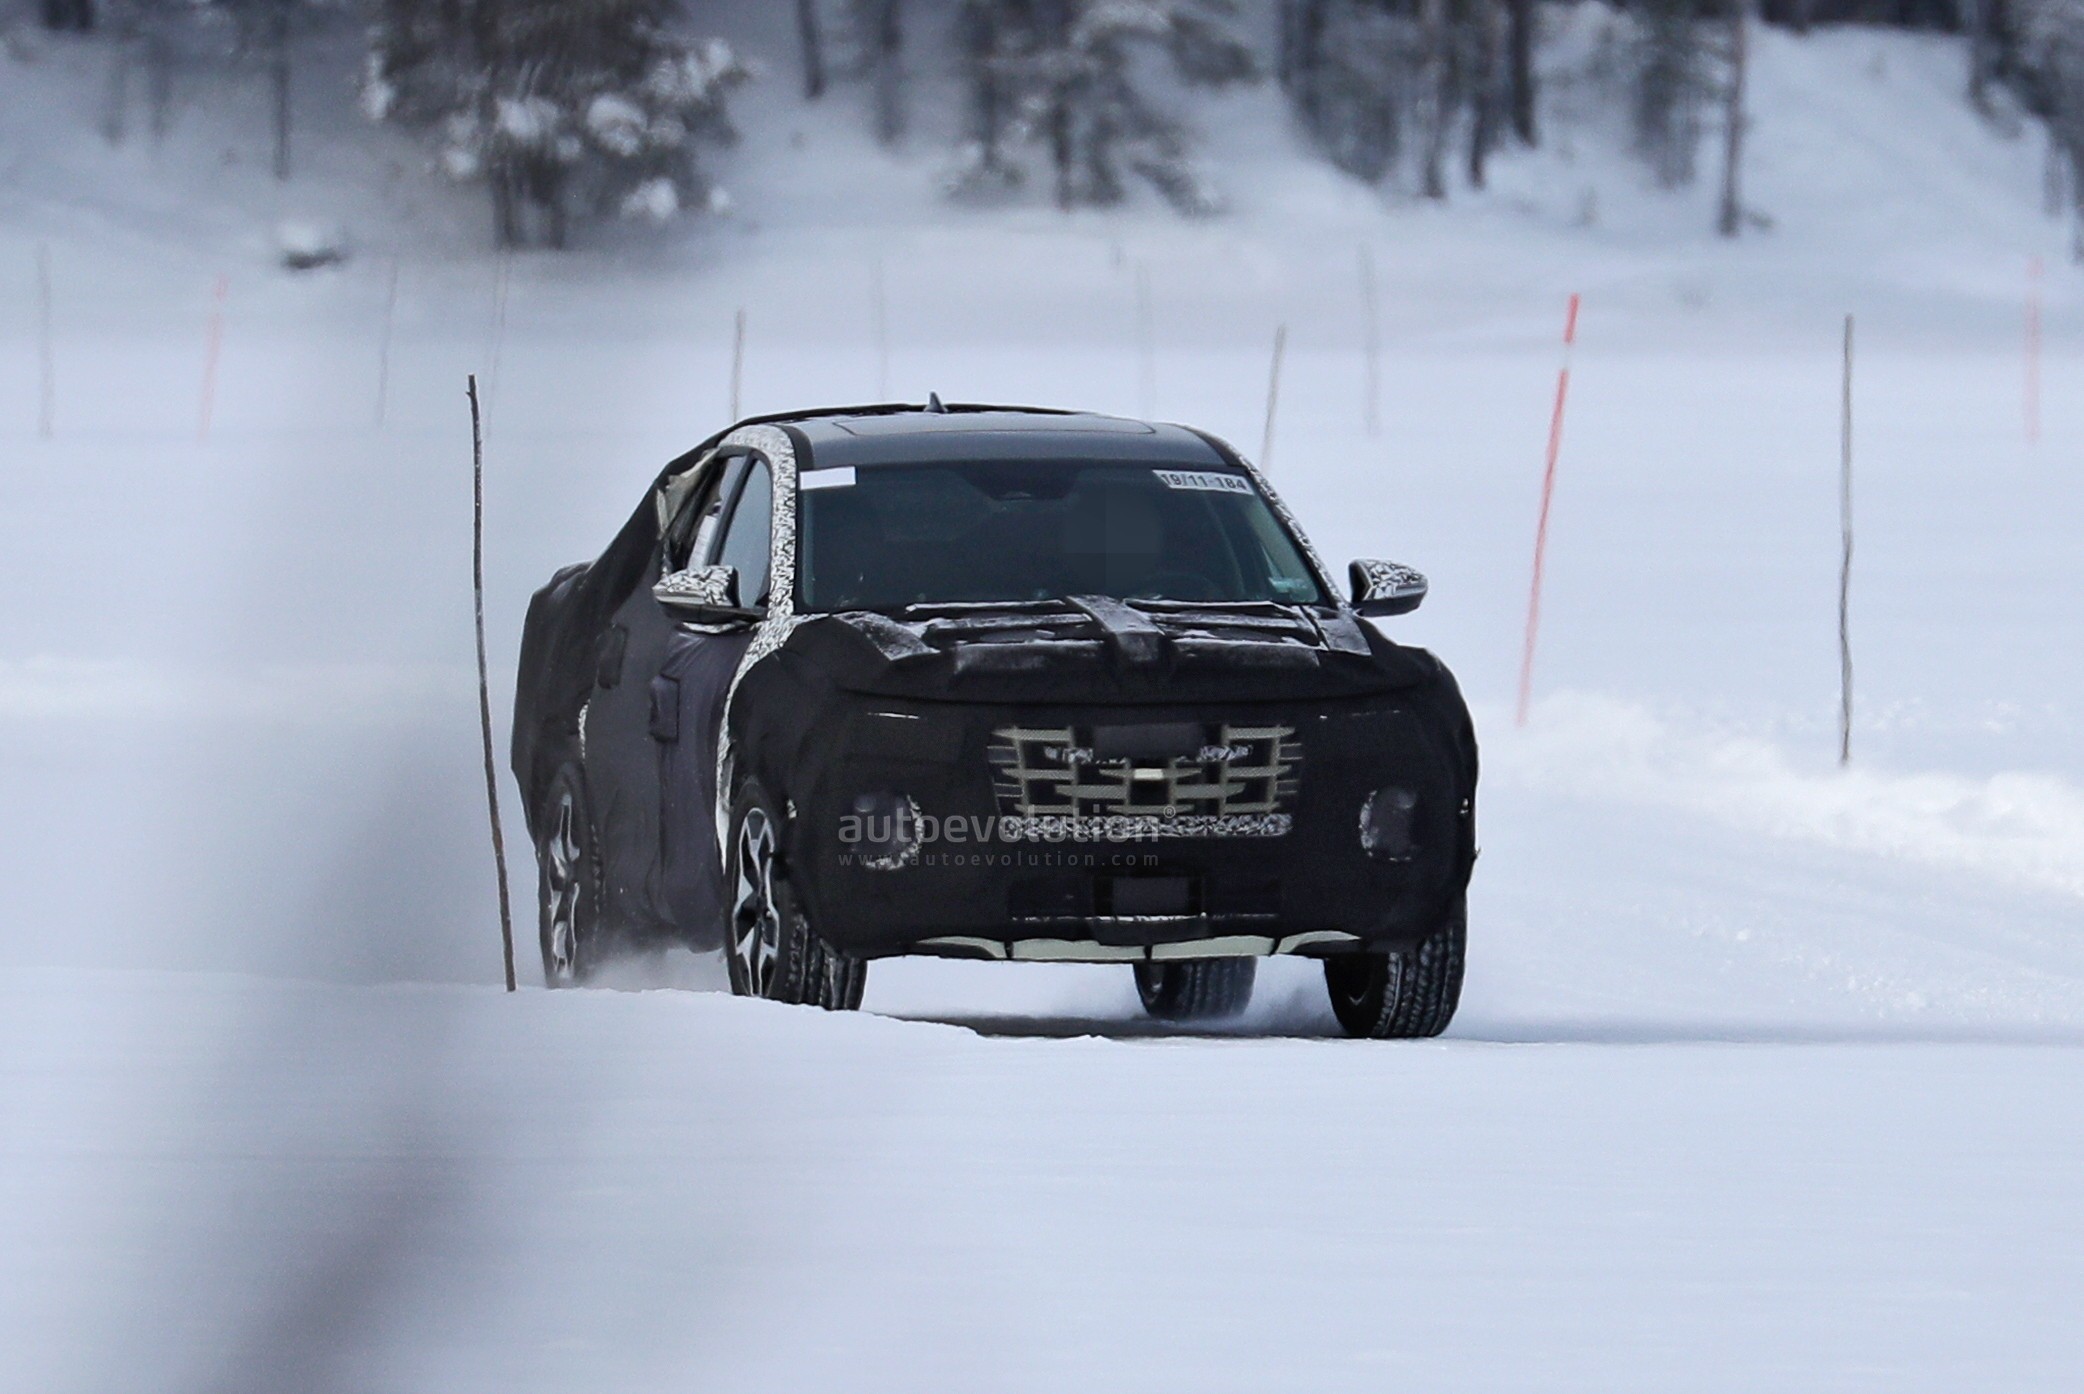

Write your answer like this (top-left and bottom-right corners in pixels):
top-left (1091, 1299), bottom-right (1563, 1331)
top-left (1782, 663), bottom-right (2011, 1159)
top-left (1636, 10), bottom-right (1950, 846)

top-left (666, 454), bottom-right (746, 574)
top-left (714, 459), bottom-right (774, 607)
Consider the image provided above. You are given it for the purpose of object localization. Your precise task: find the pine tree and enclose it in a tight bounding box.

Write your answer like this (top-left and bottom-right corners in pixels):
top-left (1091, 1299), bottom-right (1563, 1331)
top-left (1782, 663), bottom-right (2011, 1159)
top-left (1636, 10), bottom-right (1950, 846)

top-left (1281, 0), bottom-right (1516, 198)
top-left (363, 0), bottom-right (748, 249)
top-left (1630, 0), bottom-right (1705, 188)
top-left (42, 0), bottom-right (96, 31)
top-left (2013, 0), bottom-right (2084, 259)
top-left (948, 0), bottom-right (1257, 214)
top-left (844, 0), bottom-right (908, 145)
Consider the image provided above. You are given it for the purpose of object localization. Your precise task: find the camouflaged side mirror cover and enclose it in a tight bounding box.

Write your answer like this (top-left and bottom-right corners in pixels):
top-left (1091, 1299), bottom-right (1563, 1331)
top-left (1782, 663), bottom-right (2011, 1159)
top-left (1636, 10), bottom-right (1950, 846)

top-left (653, 564), bottom-right (757, 622)
top-left (1349, 560), bottom-right (1428, 617)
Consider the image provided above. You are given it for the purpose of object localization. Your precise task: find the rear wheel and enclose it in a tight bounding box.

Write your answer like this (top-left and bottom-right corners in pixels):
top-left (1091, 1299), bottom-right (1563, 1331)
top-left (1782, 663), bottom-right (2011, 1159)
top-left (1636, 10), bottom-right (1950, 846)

top-left (1324, 897), bottom-right (1465, 1039)
top-left (724, 781), bottom-right (866, 1010)
top-left (1134, 958), bottom-right (1257, 1021)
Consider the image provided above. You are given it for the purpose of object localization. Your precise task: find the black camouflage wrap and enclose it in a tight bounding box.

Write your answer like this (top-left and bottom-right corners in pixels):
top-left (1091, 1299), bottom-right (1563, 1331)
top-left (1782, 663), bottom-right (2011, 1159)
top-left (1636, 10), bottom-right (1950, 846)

top-left (513, 404), bottom-right (1477, 962)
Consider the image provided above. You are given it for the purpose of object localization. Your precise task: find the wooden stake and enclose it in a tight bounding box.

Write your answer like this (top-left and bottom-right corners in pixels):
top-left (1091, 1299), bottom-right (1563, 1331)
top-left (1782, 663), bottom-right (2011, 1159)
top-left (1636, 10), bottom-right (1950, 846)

top-left (872, 260), bottom-right (890, 400)
top-left (470, 375), bottom-right (518, 993)
top-left (1135, 262), bottom-right (1155, 420)
top-left (1359, 244), bottom-right (1381, 437)
top-left (1839, 313), bottom-right (1855, 767)
top-left (1716, 0), bottom-right (1750, 238)
top-left (1260, 322), bottom-right (1287, 469)
top-left (375, 256), bottom-right (400, 429)
top-left (486, 251), bottom-right (512, 412)
top-left (35, 244), bottom-right (54, 440)
top-left (1516, 292), bottom-right (1581, 728)
top-left (2027, 255), bottom-right (2043, 446)
top-left (198, 274), bottom-right (228, 444)
top-left (731, 307), bottom-right (746, 421)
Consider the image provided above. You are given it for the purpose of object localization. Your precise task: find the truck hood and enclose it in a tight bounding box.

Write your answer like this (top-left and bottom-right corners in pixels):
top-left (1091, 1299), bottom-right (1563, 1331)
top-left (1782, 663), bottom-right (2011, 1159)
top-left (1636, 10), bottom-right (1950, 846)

top-left (780, 600), bottom-right (1442, 705)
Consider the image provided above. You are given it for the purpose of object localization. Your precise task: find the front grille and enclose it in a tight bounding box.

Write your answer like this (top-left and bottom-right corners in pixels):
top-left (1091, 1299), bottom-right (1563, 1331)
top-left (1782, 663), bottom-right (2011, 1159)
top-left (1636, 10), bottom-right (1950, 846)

top-left (988, 722), bottom-right (1300, 840)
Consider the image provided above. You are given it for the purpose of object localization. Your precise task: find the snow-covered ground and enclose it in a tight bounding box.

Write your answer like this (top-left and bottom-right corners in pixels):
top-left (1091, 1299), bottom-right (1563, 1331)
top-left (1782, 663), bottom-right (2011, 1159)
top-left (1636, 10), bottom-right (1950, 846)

top-left (4, 9), bottom-right (2084, 1390)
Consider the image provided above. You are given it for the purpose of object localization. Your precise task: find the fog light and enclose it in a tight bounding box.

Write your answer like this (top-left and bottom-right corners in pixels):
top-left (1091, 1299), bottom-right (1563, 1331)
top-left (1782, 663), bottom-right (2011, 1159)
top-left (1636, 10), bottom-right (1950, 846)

top-left (845, 790), bottom-right (922, 871)
top-left (1359, 787), bottom-right (1418, 860)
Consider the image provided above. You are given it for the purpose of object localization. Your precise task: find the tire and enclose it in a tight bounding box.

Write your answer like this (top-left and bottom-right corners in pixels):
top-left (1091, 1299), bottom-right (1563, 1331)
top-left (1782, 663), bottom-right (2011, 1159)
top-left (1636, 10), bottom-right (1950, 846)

top-left (723, 780), bottom-right (866, 1010)
top-left (537, 765), bottom-right (604, 988)
top-left (1323, 897), bottom-right (1465, 1039)
top-left (1134, 957), bottom-right (1257, 1021)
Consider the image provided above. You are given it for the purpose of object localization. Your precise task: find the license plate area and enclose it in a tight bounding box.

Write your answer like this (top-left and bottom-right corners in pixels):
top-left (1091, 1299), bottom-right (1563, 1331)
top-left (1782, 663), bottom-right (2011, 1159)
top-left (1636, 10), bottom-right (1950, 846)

top-left (1100, 875), bottom-right (1198, 918)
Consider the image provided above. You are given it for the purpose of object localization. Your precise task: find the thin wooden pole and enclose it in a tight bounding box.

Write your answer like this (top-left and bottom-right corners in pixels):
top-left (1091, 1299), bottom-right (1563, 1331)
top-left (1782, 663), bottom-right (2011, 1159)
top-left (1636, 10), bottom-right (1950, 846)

top-left (1260, 322), bottom-right (1287, 468)
top-left (2026, 255), bottom-right (2043, 446)
top-left (35, 243), bottom-right (54, 440)
top-left (470, 374), bottom-right (518, 993)
top-left (486, 251), bottom-right (512, 412)
top-left (375, 256), bottom-right (400, 429)
top-left (1716, 0), bottom-right (1750, 238)
top-left (1359, 244), bottom-right (1381, 437)
top-left (871, 260), bottom-right (889, 400)
top-left (1516, 292), bottom-right (1581, 727)
top-left (1839, 313), bottom-right (1855, 767)
top-left (731, 307), bottom-right (746, 421)
top-left (198, 274), bottom-right (228, 444)
top-left (1135, 262), bottom-right (1155, 419)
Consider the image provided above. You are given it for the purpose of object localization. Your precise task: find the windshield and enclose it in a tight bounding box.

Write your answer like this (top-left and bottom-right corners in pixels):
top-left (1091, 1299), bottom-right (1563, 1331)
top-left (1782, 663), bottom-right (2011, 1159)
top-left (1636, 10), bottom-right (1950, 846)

top-left (796, 461), bottom-right (1325, 612)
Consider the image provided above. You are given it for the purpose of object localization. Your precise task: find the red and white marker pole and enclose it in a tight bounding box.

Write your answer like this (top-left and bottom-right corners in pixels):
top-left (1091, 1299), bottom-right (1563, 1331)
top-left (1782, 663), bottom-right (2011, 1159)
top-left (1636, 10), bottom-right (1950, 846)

top-left (2027, 255), bottom-right (2043, 447)
top-left (1516, 292), bottom-right (1580, 729)
top-left (198, 274), bottom-right (229, 444)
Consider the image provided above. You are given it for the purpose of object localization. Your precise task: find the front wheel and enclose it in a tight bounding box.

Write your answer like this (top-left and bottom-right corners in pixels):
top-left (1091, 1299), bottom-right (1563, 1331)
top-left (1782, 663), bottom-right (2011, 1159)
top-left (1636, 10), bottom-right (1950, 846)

top-left (1323, 898), bottom-right (1466, 1039)
top-left (536, 765), bottom-right (603, 988)
top-left (1134, 958), bottom-right (1256, 1021)
top-left (723, 781), bottom-right (866, 1010)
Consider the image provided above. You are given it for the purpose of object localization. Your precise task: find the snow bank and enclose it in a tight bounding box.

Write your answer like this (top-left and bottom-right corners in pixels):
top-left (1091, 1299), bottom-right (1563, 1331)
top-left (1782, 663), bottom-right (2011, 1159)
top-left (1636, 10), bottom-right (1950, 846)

top-left (1498, 693), bottom-right (2084, 900)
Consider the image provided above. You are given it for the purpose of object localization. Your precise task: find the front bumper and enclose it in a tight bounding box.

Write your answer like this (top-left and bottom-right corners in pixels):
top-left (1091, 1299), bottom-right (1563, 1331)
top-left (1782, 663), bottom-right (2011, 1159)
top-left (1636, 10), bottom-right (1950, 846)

top-left (785, 692), bottom-right (1475, 961)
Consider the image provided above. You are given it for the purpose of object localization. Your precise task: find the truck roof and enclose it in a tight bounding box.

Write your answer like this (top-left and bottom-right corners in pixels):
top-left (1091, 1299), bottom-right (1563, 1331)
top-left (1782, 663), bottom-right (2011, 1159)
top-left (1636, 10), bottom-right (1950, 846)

top-left (774, 404), bottom-right (1238, 472)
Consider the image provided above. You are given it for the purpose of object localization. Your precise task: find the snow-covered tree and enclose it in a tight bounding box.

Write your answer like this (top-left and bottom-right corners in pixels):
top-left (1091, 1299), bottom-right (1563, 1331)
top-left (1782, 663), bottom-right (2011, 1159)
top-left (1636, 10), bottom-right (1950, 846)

top-left (363, 0), bottom-right (749, 249)
top-left (1629, 0), bottom-right (1705, 188)
top-left (2012, 0), bottom-right (2084, 258)
top-left (1280, 0), bottom-right (1505, 199)
top-left (797, 0), bottom-right (828, 99)
top-left (845, 0), bottom-right (908, 145)
top-left (948, 0), bottom-right (1257, 214)
top-left (1282, 0), bottom-right (1424, 186)
top-left (42, 0), bottom-right (96, 31)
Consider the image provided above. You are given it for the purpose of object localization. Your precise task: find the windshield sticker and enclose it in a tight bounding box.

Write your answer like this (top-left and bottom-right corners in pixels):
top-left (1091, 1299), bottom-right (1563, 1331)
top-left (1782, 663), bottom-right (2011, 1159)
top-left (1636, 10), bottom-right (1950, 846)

top-left (800, 466), bottom-right (858, 491)
top-left (1153, 469), bottom-right (1254, 495)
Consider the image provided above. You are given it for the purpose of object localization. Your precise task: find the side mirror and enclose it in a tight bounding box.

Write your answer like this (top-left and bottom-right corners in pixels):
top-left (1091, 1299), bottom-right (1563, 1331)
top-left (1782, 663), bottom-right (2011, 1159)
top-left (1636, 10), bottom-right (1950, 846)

top-left (653, 564), bottom-right (760, 624)
top-left (1349, 559), bottom-right (1428, 617)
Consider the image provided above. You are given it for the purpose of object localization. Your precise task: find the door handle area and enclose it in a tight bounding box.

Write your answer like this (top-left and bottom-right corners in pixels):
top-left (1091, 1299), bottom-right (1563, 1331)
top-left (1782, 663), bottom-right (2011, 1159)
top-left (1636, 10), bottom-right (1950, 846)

top-left (649, 674), bottom-right (681, 742)
top-left (595, 624), bottom-right (629, 689)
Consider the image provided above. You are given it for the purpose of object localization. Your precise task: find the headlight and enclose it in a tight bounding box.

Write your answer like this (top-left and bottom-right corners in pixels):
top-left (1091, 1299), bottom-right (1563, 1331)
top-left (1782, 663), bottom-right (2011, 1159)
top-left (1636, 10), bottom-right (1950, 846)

top-left (844, 790), bottom-right (921, 871)
top-left (1358, 786), bottom-right (1418, 860)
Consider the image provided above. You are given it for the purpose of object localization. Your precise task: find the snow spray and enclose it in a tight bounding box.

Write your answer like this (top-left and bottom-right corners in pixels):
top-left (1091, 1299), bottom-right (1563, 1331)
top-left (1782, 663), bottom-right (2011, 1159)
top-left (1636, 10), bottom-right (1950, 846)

top-left (1515, 292), bottom-right (1580, 728)
top-left (197, 274), bottom-right (228, 444)
top-left (2027, 255), bottom-right (2043, 447)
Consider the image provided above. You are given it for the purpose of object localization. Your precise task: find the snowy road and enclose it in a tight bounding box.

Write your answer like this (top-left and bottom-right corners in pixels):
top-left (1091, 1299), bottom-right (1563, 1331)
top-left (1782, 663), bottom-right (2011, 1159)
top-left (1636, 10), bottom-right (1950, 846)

top-left (9, 945), bottom-right (2084, 1393)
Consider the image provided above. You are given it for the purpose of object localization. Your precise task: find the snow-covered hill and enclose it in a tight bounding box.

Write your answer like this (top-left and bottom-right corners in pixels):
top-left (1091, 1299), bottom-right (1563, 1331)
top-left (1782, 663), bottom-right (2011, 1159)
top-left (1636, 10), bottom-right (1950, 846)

top-left (3, 13), bottom-right (2084, 1392)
